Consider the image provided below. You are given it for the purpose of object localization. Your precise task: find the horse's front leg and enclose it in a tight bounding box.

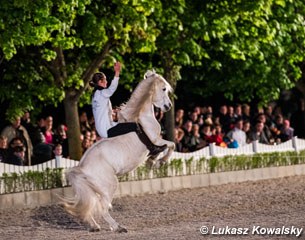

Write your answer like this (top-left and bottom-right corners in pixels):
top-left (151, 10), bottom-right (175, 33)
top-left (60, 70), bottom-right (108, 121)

top-left (153, 138), bottom-right (175, 163)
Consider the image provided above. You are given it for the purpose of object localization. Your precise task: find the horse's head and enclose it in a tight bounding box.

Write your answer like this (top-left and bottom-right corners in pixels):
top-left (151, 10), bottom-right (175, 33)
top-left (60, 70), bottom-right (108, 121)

top-left (144, 70), bottom-right (173, 112)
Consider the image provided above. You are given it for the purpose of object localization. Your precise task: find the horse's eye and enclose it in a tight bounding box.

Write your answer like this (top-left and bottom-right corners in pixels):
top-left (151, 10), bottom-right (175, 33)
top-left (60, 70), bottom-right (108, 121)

top-left (162, 88), bottom-right (166, 91)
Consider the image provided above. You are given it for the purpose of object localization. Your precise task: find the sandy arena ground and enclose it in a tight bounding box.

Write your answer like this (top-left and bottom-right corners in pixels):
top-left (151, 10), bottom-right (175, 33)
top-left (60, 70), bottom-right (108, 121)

top-left (0, 175), bottom-right (305, 240)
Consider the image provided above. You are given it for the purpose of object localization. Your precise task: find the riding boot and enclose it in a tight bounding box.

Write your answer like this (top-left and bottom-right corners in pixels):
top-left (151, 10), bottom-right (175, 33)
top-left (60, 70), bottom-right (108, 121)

top-left (136, 124), bottom-right (167, 156)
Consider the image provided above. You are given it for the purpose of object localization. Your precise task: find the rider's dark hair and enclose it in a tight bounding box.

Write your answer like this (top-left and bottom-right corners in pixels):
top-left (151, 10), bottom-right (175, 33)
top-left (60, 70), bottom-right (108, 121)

top-left (89, 72), bottom-right (106, 93)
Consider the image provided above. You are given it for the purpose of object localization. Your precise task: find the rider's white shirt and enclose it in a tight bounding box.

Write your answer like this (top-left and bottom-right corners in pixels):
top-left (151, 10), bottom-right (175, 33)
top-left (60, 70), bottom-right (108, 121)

top-left (92, 77), bottom-right (119, 138)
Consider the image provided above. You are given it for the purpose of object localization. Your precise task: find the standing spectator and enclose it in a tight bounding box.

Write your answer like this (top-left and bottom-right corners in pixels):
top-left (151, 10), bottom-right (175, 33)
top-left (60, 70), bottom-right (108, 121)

top-left (0, 136), bottom-right (8, 162)
top-left (234, 104), bottom-right (243, 119)
top-left (264, 105), bottom-right (275, 128)
top-left (242, 103), bottom-right (251, 122)
top-left (154, 108), bottom-right (165, 137)
top-left (79, 111), bottom-right (92, 133)
top-left (43, 116), bottom-right (54, 145)
top-left (215, 105), bottom-right (227, 128)
top-left (1, 117), bottom-right (33, 165)
top-left (175, 109), bottom-right (185, 128)
top-left (290, 99), bottom-right (305, 139)
top-left (188, 111), bottom-right (199, 125)
top-left (248, 121), bottom-right (270, 144)
top-left (22, 111), bottom-right (45, 147)
top-left (225, 118), bottom-right (247, 148)
top-left (226, 106), bottom-right (236, 131)
top-left (181, 120), bottom-right (193, 152)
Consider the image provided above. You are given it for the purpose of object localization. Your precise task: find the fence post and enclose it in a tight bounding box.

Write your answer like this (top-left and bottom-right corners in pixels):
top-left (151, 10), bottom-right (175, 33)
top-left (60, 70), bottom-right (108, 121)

top-left (55, 156), bottom-right (61, 168)
top-left (292, 136), bottom-right (298, 152)
top-left (252, 140), bottom-right (258, 153)
top-left (209, 143), bottom-right (215, 157)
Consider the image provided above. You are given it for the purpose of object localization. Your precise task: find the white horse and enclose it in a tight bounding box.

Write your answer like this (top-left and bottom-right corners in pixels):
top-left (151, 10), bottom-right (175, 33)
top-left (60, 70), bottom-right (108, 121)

top-left (63, 70), bottom-right (175, 232)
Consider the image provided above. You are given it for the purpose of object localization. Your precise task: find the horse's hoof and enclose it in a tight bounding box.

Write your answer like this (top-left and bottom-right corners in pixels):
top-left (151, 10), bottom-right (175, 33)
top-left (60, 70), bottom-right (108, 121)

top-left (146, 158), bottom-right (156, 169)
top-left (116, 225), bottom-right (128, 233)
top-left (89, 226), bottom-right (101, 232)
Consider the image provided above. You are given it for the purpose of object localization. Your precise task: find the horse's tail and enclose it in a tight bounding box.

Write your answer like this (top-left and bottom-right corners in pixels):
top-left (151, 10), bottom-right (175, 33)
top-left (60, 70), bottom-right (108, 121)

top-left (61, 166), bottom-right (106, 223)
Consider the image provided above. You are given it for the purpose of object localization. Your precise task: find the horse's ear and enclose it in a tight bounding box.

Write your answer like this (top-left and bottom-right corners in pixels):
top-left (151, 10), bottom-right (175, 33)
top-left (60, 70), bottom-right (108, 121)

top-left (144, 69), bottom-right (156, 79)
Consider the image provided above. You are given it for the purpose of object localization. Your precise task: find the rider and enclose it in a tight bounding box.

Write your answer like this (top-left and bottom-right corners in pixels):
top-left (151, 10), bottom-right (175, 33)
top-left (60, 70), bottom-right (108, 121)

top-left (89, 62), bottom-right (166, 156)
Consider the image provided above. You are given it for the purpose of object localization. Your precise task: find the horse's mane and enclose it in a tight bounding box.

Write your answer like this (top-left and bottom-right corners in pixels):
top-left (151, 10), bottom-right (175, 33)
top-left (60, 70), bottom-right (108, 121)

top-left (118, 70), bottom-right (170, 122)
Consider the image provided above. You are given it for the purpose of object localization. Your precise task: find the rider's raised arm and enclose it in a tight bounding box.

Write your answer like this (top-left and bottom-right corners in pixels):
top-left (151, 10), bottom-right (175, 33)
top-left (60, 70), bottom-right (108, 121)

top-left (101, 62), bottom-right (121, 98)
top-left (101, 76), bottom-right (119, 98)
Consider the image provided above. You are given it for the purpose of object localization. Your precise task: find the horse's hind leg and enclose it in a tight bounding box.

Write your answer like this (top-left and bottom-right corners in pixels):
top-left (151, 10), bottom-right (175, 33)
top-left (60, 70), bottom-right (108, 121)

top-left (102, 210), bottom-right (127, 233)
top-left (88, 216), bottom-right (101, 232)
top-left (94, 172), bottom-right (127, 232)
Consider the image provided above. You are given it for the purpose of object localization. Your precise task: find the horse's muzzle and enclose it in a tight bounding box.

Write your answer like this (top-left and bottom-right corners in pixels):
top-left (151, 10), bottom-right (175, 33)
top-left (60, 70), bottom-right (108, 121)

top-left (164, 103), bottom-right (172, 111)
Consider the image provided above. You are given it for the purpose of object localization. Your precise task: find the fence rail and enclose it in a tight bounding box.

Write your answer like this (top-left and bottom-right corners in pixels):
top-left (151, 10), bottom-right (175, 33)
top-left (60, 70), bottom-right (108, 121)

top-left (1, 137), bottom-right (305, 176)
top-left (1, 137), bottom-right (305, 195)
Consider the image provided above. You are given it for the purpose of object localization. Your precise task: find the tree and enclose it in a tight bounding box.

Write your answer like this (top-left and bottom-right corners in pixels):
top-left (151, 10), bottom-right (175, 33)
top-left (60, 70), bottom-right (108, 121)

top-left (0, 0), bottom-right (162, 159)
top-left (179, 0), bottom-right (305, 107)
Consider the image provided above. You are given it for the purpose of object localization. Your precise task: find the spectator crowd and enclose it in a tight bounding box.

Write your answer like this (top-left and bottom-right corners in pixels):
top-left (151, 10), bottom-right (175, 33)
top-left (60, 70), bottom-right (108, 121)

top-left (0, 100), bottom-right (304, 166)
top-left (169, 103), bottom-right (301, 153)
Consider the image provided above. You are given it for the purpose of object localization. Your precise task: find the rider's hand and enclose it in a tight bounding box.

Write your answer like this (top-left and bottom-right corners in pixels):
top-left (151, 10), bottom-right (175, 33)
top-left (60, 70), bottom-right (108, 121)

top-left (114, 62), bottom-right (121, 77)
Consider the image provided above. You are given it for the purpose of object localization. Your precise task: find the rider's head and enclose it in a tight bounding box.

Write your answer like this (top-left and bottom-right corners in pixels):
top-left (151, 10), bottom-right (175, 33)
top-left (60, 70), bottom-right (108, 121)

top-left (90, 72), bottom-right (107, 90)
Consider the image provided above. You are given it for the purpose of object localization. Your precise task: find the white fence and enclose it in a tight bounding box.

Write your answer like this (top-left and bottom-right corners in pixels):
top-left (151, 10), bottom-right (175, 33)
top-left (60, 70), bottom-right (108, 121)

top-left (1, 137), bottom-right (305, 176)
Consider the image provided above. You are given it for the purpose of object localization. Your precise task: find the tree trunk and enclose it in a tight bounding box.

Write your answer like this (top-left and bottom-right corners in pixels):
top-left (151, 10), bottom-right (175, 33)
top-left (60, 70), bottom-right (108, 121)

top-left (63, 95), bottom-right (82, 160)
top-left (164, 100), bottom-right (175, 141)
top-left (163, 70), bottom-right (177, 142)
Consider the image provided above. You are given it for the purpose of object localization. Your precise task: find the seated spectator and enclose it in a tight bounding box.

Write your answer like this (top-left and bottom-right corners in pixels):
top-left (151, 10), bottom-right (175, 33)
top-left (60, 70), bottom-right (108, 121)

top-left (225, 117), bottom-right (246, 147)
top-left (5, 140), bottom-right (26, 166)
top-left (82, 137), bottom-right (91, 154)
top-left (255, 113), bottom-right (275, 144)
top-left (242, 119), bottom-right (252, 144)
top-left (248, 121), bottom-right (270, 144)
top-left (90, 129), bottom-right (97, 145)
top-left (200, 123), bottom-right (212, 146)
top-left (279, 120), bottom-right (294, 142)
top-left (0, 136), bottom-right (8, 162)
top-left (53, 124), bottom-right (69, 158)
top-left (189, 124), bottom-right (206, 151)
top-left (209, 124), bottom-right (226, 147)
top-left (1, 117), bottom-right (33, 165)
top-left (32, 142), bottom-right (53, 165)
top-left (271, 114), bottom-right (284, 142)
top-left (174, 127), bottom-right (185, 152)
top-left (52, 143), bottom-right (63, 159)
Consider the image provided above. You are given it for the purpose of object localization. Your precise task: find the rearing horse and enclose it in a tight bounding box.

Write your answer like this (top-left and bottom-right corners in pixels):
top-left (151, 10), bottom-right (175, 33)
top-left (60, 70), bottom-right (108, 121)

top-left (63, 70), bottom-right (175, 232)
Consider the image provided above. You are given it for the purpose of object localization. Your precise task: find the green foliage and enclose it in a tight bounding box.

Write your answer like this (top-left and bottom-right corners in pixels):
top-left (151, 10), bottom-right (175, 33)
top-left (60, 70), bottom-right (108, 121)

top-left (1, 0), bottom-right (305, 123)
top-left (181, 0), bottom-right (305, 105)
top-left (2, 150), bottom-right (305, 194)
top-left (0, 168), bottom-right (64, 194)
